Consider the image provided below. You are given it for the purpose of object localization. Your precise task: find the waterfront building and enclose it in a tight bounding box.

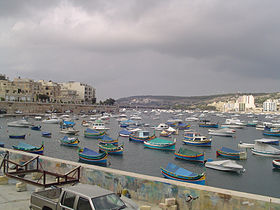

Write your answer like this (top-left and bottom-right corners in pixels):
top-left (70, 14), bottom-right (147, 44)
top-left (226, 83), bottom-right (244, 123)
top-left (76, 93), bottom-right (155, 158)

top-left (38, 80), bottom-right (61, 102)
top-left (263, 99), bottom-right (277, 112)
top-left (61, 81), bottom-right (96, 104)
top-left (237, 95), bottom-right (255, 111)
top-left (59, 86), bottom-right (79, 103)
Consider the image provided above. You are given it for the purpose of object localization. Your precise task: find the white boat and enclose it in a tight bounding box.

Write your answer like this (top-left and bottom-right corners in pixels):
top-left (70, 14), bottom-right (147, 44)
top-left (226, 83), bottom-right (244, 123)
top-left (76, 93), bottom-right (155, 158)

top-left (60, 127), bottom-right (79, 135)
top-left (154, 123), bottom-right (169, 131)
top-left (251, 140), bottom-right (280, 157)
top-left (205, 160), bottom-right (245, 173)
top-left (7, 119), bottom-right (31, 128)
top-left (90, 120), bottom-right (110, 131)
top-left (185, 117), bottom-right (199, 122)
top-left (34, 116), bottom-right (42, 121)
top-left (130, 115), bottom-right (142, 120)
top-left (208, 128), bottom-right (236, 137)
top-left (221, 118), bottom-right (246, 129)
top-left (238, 142), bottom-right (254, 149)
top-left (42, 117), bottom-right (60, 124)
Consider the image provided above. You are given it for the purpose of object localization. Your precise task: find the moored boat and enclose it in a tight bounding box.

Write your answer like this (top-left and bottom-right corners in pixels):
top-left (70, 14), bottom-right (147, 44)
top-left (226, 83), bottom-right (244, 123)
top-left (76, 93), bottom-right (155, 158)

top-left (159, 130), bottom-right (172, 137)
top-left (9, 134), bottom-right (26, 139)
top-left (251, 140), bottom-right (280, 157)
top-left (129, 130), bottom-right (156, 143)
top-left (98, 143), bottom-right (124, 155)
top-left (272, 159), bottom-right (280, 169)
top-left (12, 142), bottom-right (44, 154)
top-left (42, 131), bottom-right (51, 138)
top-left (216, 147), bottom-right (247, 160)
top-left (60, 127), bottom-right (79, 135)
top-left (31, 125), bottom-right (41, 131)
top-left (174, 147), bottom-right (204, 162)
top-left (60, 136), bottom-right (80, 147)
top-left (78, 147), bottom-right (107, 165)
top-left (144, 138), bottom-right (176, 151)
top-left (208, 128), bottom-right (235, 137)
top-left (160, 162), bottom-right (205, 185)
top-left (84, 128), bottom-right (106, 139)
top-left (99, 135), bottom-right (118, 145)
top-left (205, 159), bottom-right (245, 173)
top-left (119, 129), bottom-right (132, 137)
top-left (183, 135), bottom-right (211, 147)
top-left (199, 120), bottom-right (218, 128)
top-left (7, 119), bottom-right (30, 128)
top-left (238, 142), bottom-right (254, 149)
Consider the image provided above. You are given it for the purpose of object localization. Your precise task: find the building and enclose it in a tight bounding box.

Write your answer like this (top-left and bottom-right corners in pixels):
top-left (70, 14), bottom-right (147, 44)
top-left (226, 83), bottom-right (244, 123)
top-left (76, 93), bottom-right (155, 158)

top-left (61, 81), bottom-right (96, 104)
top-left (38, 80), bottom-right (61, 102)
top-left (236, 95), bottom-right (255, 111)
top-left (263, 99), bottom-right (277, 112)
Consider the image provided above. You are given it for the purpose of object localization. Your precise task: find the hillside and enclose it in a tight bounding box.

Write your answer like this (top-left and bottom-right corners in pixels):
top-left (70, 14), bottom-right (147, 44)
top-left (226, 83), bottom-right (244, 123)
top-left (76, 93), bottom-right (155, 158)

top-left (116, 92), bottom-right (278, 109)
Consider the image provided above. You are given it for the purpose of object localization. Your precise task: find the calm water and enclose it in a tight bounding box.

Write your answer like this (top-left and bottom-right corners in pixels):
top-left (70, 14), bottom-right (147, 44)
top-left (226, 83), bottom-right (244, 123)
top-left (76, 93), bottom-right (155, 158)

top-left (1, 111), bottom-right (280, 198)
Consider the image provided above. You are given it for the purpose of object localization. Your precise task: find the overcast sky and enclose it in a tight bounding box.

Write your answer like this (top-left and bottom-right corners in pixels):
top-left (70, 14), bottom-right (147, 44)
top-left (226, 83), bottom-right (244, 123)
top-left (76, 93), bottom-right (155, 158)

top-left (0, 1), bottom-right (280, 100)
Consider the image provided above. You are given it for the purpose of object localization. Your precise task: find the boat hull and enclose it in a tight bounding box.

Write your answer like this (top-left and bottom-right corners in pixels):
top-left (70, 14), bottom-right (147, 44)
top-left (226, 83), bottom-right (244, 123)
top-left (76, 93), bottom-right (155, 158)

top-left (182, 140), bottom-right (211, 147)
top-left (272, 160), bottom-right (280, 169)
top-left (216, 150), bottom-right (246, 160)
top-left (144, 142), bottom-right (175, 151)
top-left (9, 135), bottom-right (26, 139)
top-left (174, 152), bottom-right (204, 163)
top-left (251, 149), bottom-right (280, 157)
top-left (129, 135), bottom-right (156, 143)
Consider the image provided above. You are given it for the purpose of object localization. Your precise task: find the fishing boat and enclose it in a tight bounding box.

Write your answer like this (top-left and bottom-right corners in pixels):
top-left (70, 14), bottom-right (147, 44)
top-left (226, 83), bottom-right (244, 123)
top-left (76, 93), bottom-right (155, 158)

top-left (119, 129), bottom-right (132, 137)
top-left (159, 130), bottom-right (172, 137)
top-left (263, 126), bottom-right (280, 137)
top-left (98, 143), bottom-right (124, 155)
top-left (31, 125), bottom-right (41, 131)
top-left (42, 132), bottom-right (51, 138)
top-left (60, 136), bottom-right (80, 147)
top-left (183, 135), bottom-right (212, 147)
top-left (90, 120), bottom-right (110, 131)
top-left (174, 148), bottom-right (204, 162)
top-left (42, 117), bottom-right (60, 124)
top-left (216, 147), bottom-right (247, 160)
top-left (199, 120), bottom-right (218, 128)
top-left (78, 147), bottom-right (107, 165)
top-left (129, 130), bottom-right (156, 143)
top-left (205, 159), bottom-right (245, 173)
top-left (144, 138), bottom-right (176, 150)
top-left (12, 142), bottom-right (44, 154)
top-left (176, 122), bottom-right (191, 130)
top-left (84, 128), bottom-right (106, 139)
top-left (60, 127), bottom-right (79, 135)
top-left (238, 142), bottom-right (254, 149)
top-left (184, 131), bottom-right (201, 139)
top-left (9, 134), bottom-right (26, 139)
top-left (160, 162), bottom-right (205, 185)
top-left (221, 118), bottom-right (246, 129)
top-left (99, 135), bottom-right (118, 145)
top-left (251, 140), bottom-right (280, 157)
top-left (208, 128), bottom-right (236, 137)
top-left (7, 119), bottom-right (30, 128)
top-left (272, 159), bottom-right (280, 169)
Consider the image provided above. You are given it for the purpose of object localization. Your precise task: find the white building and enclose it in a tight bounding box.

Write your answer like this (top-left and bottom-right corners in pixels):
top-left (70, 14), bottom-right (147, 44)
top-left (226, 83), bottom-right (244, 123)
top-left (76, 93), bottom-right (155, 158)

top-left (61, 81), bottom-right (96, 104)
top-left (263, 99), bottom-right (277, 112)
top-left (236, 95), bottom-right (255, 111)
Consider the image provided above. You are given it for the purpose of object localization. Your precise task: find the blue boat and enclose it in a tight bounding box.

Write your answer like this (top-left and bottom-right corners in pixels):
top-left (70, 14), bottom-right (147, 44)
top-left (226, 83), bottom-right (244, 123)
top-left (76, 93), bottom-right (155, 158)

top-left (78, 147), bottom-right (107, 165)
top-left (160, 162), bottom-right (205, 185)
top-left (60, 120), bottom-right (75, 128)
top-left (263, 126), bottom-right (280, 137)
top-left (98, 143), bottom-right (124, 155)
top-left (42, 132), bottom-right (52, 138)
top-left (9, 134), bottom-right (26, 139)
top-left (174, 147), bottom-right (205, 163)
top-left (216, 147), bottom-right (247, 160)
top-left (129, 130), bottom-right (156, 143)
top-left (119, 129), bottom-right (132, 137)
top-left (199, 120), bottom-right (218, 128)
top-left (120, 123), bottom-right (129, 128)
top-left (183, 134), bottom-right (211, 147)
top-left (84, 128), bottom-right (106, 139)
top-left (0, 142), bottom-right (4, 148)
top-left (177, 122), bottom-right (191, 130)
top-left (31, 125), bottom-right (41, 131)
top-left (60, 136), bottom-right (80, 147)
top-left (144, 138), bottom-right (176, 150)
top-left (12, 142), bottom-right (44, 154)
top-left (99, 135), bottom-right (118, 145)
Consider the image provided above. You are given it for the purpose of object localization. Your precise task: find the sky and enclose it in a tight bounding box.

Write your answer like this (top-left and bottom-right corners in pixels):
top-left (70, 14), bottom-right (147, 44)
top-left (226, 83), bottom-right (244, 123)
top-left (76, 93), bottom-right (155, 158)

top-left (0, 0), bottom-right (280, 100)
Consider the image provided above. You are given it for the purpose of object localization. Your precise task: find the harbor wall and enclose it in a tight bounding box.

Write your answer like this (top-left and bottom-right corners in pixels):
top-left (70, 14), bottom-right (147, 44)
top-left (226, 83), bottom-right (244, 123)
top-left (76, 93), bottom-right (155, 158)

top-left (1, 148), bottom-right (279, 210)
top-left (0, 101), bottom-right (118, 114)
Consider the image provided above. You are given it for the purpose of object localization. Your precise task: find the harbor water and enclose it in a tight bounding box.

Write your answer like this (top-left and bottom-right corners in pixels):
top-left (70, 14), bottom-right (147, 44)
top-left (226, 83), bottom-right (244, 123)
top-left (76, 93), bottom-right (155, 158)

top-left (0, 111), bottom-right (280, 198)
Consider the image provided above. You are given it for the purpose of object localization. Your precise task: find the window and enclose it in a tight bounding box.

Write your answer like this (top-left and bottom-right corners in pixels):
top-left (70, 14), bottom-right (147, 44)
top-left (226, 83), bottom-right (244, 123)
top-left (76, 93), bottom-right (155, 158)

top-left (77, 197), bottom-right (92, 210)
top-left (92, 193), bottom-right (126, 210)
top-left (61, 191), bottom-right (76, 209)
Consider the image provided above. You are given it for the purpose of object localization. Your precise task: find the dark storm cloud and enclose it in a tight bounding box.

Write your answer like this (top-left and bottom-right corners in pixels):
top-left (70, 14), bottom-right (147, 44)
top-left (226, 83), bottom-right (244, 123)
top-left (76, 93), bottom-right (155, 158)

top-left (0, 0), bottom-right (280, 99)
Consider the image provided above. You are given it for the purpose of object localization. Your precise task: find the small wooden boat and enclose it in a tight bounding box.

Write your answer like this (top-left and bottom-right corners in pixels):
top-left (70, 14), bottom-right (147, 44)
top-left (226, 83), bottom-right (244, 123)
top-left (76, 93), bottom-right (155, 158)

top-left (31, 125), bottom-right (41, 131)
top-left (174, 148), bottom-right (204, 162)
top-left (42, 132), bottom-right (52, 138)
top-left (99, 135), bottom-right (118, 145)
top-left (7, 119), bottom-right (30, 128)
top-left (216, 147), bottom-right (247, 160)
top-left (205, 159), bottom-right (245, 173)
top-left (98, 143), bottom-right (124, 155)
top-left (119, 129), bottom-right (132, 137)
top-left (160, 162), bottom-right (205, 185)
top-left (272, 159), bottom-right (280, 169)
top-left (78, 147), bottom-right (107, 165)
top-left (183, 135), bottom-right (211, 147)
top-left (144, 138), bottom-right (176, 151)
top-left (12, 142), bottom-right (44, 154)
top-left (129, 130), bottom-right (156, 143)
top-left (60, 136), bottom-right (80, 147)
top-left (84, 128), bottom-right (106, 139)
top-left (9, 134), bottom-right (26, 139)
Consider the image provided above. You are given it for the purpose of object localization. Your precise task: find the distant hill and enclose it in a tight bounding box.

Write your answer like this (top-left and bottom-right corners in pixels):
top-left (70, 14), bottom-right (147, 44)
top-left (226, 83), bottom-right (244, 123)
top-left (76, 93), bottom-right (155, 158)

top-left (116, 92), bottom-right (277, 109)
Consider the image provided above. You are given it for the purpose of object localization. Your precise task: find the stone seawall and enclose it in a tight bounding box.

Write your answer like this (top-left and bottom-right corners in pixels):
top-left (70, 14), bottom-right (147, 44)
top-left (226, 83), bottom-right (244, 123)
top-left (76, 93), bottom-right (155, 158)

top-left (0, 148), bottom-right (279, 210)
top-left (0, 101), bottom-right (118, 114)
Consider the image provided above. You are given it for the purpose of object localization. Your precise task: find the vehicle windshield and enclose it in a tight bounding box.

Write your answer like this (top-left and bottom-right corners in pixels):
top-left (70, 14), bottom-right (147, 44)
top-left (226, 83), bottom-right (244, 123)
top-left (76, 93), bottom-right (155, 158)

top-left (92, 193), bottom-right (126, 210)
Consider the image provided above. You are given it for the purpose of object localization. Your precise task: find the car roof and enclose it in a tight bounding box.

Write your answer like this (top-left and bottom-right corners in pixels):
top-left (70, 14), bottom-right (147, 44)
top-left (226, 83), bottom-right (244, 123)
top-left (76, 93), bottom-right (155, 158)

top-left (65, 184), bottom-right (114, 198)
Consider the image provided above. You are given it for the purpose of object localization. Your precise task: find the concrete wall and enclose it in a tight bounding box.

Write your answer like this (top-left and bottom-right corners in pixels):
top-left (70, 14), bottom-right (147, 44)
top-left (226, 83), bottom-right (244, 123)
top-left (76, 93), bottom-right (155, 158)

top-left (0, 101), bottom-right (118, 114)
top-left (1, 148), bottom-right (280, 210)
